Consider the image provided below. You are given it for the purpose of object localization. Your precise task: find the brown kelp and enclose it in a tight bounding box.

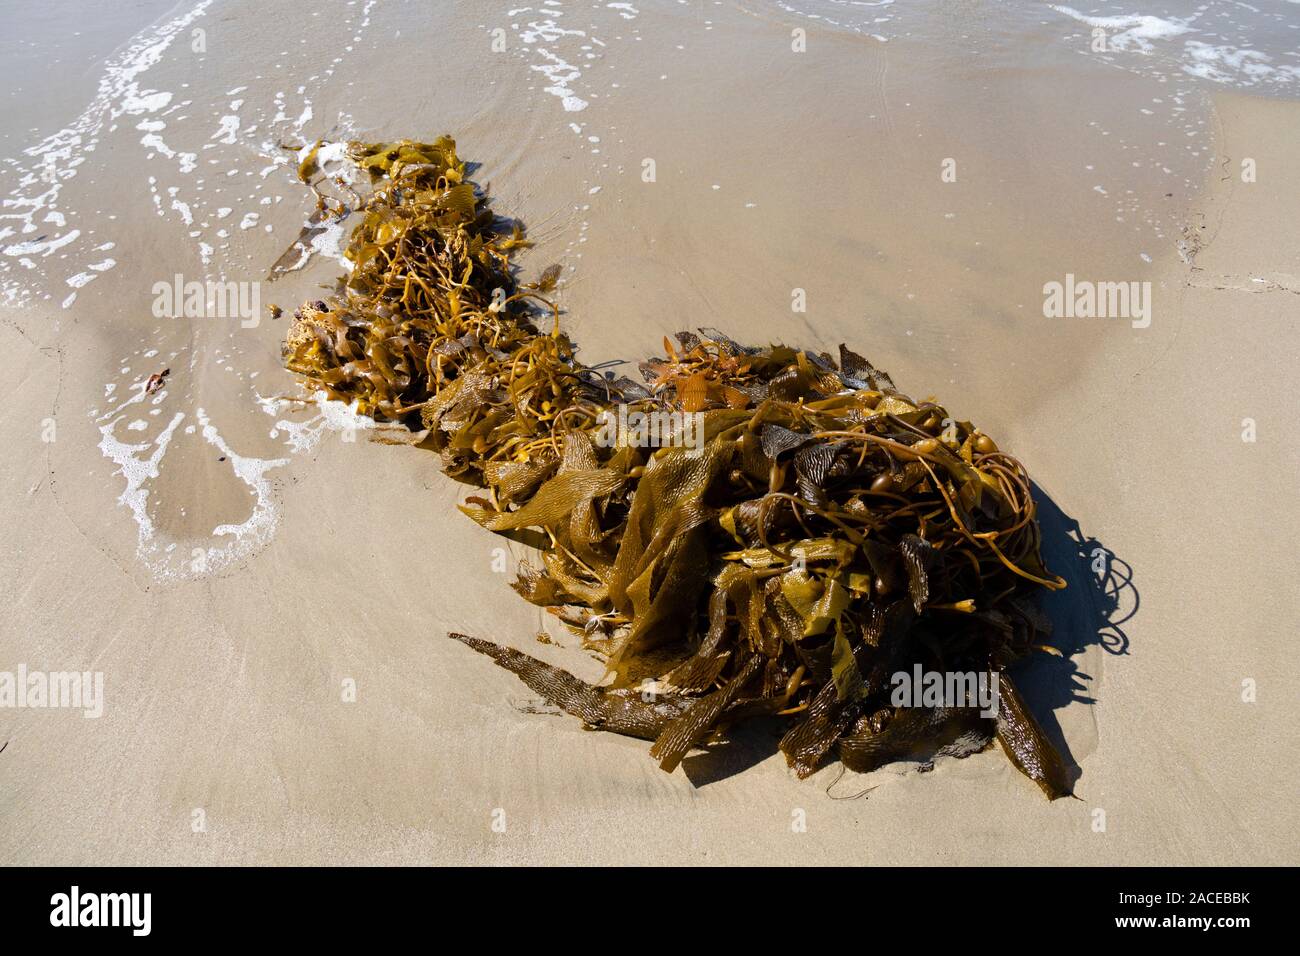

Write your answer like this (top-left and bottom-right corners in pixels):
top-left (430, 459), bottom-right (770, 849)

top-left (280, 136), bottom-right (1073, 798)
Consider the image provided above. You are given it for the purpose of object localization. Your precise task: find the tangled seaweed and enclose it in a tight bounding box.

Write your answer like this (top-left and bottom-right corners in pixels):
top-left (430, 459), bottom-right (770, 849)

top-left (280, 137), bottom-right (1073, 798)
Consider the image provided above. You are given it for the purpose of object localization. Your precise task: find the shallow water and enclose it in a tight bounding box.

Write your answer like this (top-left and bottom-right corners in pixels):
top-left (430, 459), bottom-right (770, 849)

top-left (0, 0), bottom-right (1289, 582)
top-left (766, 0), bottom-right (1300, 95)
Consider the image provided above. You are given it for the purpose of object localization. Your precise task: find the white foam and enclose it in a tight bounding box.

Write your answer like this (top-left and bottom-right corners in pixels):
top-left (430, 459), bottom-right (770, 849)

top-left (259, 391), bottom-right (377, 454)
top-left (1049, 4), bottom-right (1300, 89)
top-left (0, 0), bottom-right (213, 304)
top-left (212, 115), bottom-right (241, 145)
top-left (3, 229), bottom-right (81, 257)
top-left (1182, 40), bottom-right (1300, 86)
top-left (531, 51), bottom-right (590, 112)
top-left (97, 388), bottom-right (186, 555)
top-left (94, 381), bottom-right (301, 581)
top-left (193, 408), bottom-right (288, 576)
top-left (1049, 7), bottom-right (1192, 53)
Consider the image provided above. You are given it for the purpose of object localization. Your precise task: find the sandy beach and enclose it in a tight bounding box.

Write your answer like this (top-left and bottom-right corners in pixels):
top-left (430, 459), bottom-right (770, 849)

top-left (1, 0), bottom-right (1297, 865)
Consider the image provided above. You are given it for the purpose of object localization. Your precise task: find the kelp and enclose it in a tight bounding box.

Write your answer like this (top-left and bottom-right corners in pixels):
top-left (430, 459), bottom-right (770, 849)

top-left (280, 136), bottom-right (1073, 798)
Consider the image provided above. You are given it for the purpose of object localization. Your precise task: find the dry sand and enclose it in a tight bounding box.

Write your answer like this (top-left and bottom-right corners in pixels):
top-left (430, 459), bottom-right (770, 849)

top-left (0, 2), bottom-right (1297, 865)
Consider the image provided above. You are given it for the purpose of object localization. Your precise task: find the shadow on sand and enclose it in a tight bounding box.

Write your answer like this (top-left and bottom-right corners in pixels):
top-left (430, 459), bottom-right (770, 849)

top-left (679, 484), bottom-right (1136, 790)
top-left (1008, 483), bottom-right (1135, 792)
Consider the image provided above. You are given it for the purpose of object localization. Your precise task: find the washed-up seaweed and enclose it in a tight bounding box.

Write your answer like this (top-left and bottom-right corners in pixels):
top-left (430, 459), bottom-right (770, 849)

top-left (280, 136), bottom-right (1073, 798)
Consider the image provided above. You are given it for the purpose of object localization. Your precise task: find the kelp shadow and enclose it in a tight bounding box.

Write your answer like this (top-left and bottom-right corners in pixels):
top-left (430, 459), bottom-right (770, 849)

top-left (681, 484), bottom-right (1137, 791)
top-left (1008, 483), bottom-right (1136, 793)
top-left (680, 718), bottom-right (783, 787)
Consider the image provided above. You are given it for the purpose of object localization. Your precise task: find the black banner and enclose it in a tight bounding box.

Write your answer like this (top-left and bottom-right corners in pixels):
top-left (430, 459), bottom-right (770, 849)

top-left (0, 866), bottom-right (1276, 941)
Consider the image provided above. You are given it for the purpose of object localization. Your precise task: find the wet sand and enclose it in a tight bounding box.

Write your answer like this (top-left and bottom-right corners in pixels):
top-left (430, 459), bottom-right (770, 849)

top-left (0, 1), bottom-right (1297, 864)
